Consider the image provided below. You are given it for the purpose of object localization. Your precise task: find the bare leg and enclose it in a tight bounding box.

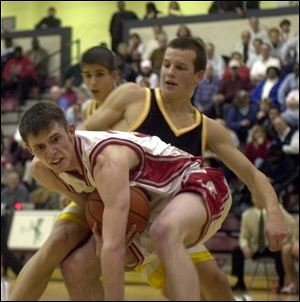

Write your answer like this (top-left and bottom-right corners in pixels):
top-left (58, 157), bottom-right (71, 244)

top-left (196, 259), bottom-right (234, 301)
top-left (61, 236), bottom-right (104, 301)
top-left (150, 193), bottom-right (205, 301)
top-left (9, 220), bottom-right (90, 301)
top-left (282, 243), bottom-right (296, 285)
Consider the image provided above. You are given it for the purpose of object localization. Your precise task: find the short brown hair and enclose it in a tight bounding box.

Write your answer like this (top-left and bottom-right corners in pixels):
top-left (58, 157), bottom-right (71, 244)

top-left (167, 37), bottom-right (207, 72)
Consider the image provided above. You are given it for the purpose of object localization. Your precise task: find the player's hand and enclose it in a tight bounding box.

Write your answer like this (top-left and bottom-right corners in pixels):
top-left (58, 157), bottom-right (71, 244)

top-left (265, 210), bottom-right (288, 251)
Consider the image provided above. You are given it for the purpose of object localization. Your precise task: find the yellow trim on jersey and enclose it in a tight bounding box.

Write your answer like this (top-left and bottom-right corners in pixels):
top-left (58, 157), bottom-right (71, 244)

top-left (202, 114), bottom-right (208, 155)
top-left (135, 250), bottom-right (213, 289)
top-left (155, 88), bottom-right (201, 137)
top-left (127, 88), bottom-right (151, 132)
top-left (57, 212), bottom-right (89, 228)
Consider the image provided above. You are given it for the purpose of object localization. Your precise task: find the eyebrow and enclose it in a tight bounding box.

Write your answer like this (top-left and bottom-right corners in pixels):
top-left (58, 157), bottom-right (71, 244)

top-left (81, 69), bottom-right (106, 73)
top-left (32, 133), bottom-right (60, 149)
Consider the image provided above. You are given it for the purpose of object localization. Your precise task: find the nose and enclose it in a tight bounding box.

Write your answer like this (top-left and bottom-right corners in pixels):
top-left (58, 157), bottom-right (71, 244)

top-left (166, 65), bottom-right (175, 77)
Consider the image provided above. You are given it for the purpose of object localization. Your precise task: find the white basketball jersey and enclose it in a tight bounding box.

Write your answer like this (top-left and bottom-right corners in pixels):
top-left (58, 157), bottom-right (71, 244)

top-left (56, 130), bottom-right (204, 199)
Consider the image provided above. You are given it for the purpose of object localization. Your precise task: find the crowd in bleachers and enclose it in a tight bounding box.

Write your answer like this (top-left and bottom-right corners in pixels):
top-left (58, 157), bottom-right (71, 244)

top-left (1, 1), bottom-right (299, 295)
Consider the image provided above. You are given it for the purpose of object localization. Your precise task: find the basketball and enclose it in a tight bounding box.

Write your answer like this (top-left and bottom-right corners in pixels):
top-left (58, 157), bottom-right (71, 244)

top-left (85, 187), bottom-right (150, 233)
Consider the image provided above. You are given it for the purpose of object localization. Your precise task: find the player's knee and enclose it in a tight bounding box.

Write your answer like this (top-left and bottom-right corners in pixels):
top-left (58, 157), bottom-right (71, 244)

top-left (149, 220), bottom-right (179, 249)
top-left (60, 253), bottom-right (87, 282)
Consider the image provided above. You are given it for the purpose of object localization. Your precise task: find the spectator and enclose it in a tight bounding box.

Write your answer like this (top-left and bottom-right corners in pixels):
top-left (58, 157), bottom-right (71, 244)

top-left (248, 16), bottom-right (269, 44)
top-left (176, 24), bottom-right (192, 38)
top-left (26, 37), bottom-right (49, 91)
top-left (250, 42), bottom-right (280, 84)
top-left (268, 27), bottom-right (284, 59)
top-left (223, 51), bottom-right (250, 82)
top-left (168, 1), bottom-right (183, 16)
top-left (235, 31), bottom-right (252, 65)
top-left (211, 59), bottom-right (252, 118)
top-left (280, 35), bottom-right (299, 68)
top-left (2, 46), bottom-right (37, 105)
top-left (149, 33), bottom-right (168, 74)
top-left (251, 61), bottom-right (283, 108)
top-left (247, 37), bottom-right (263, 69)
top-left (109, 1), bottom-right (138, 53)
top-left (143, 25), bottom-right (168, 60)
top-left (226, 90), bottom-right (258, 145)
top-left (271, 115), bottom-right (299, 165)
top-left (255, 97), bottom-right (273, 128)
top-left (135, 59), bottom-right (159, 88)
top-left (277, 63), bottom-right (299, 107)
top-left (279, 19), bottom-right (293, 43)
top-left (192, 64), bottom-right (220, 113)
top-left (143, 2), bottom-right (163, 19)
top-left (231, 203), bottom-right (294, 292)
top-left (244, 125), bottom-right (271, 168)
top-left (1, 36), bottom-right (15, 72)
top-left (281, 89), bottom-right (299, 129)
top-left (128, 33), bottom-right (144, 56)
top-left (206, 42), bottom-right (225, 79)
top-left (209, 1), bottom-right (259, 16)
top-left (1, 170), bottom-right (29, 209)
top-left (35, 6), bottom-right (61, 30)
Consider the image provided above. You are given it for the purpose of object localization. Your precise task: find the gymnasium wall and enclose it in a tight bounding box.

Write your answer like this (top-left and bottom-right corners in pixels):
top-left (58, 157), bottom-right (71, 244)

top-left (1, 1), bottom-right (283, 54)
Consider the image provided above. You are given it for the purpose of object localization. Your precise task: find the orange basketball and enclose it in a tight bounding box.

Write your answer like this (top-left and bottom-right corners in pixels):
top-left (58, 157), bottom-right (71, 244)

top-left (85, 187), bottom-right (150, 233)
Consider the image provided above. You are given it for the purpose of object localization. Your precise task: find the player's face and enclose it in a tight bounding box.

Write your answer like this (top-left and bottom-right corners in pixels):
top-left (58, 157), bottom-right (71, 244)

top-left (160, 48), bottom-right (203, 99)
top-left (26, 122), bottom-right (77, 173)
top-left (82, 64), bottom-right (117, 103)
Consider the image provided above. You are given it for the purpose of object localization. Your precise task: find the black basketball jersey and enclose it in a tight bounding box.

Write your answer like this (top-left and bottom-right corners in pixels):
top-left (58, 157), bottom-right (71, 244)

top-left (129, 88), bottom-right (206, 156)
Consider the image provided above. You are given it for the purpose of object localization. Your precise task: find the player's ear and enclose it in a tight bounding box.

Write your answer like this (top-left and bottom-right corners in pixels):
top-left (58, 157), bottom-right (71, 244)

top-left (68, 124), bottom-right (76, 136)
top-left (195, 70), bottom-right (205, 83)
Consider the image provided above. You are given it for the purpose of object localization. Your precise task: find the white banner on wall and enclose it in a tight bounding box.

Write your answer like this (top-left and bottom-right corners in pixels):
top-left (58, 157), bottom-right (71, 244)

top-left (7, 210), bottom-right (61, 250)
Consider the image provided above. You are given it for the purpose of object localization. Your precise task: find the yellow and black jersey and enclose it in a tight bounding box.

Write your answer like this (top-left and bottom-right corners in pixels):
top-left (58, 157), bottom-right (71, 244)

top-left (130, 88), bottom-right (207, 156)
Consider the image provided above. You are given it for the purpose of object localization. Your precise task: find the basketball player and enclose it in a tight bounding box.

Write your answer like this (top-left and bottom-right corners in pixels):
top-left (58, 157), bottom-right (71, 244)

top-left (10, 41), bottom-right (235, 301)
top-left (18, 101), bottom-right (287, 300)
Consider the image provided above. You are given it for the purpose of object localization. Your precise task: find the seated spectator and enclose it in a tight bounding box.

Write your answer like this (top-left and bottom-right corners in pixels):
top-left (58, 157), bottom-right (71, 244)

top-left (271, 115), bottom-right (299, 165)
top-left (256, 97), bottom-right (273, 128)
top-left (223, 51), bottom-right (250, 81)
top-left (235, 31), bottom-right (252, 65)
top-left (63, 62), bottom-right (83, 88)
top-left (35, 6), bottom-right (61, 29)
top-left (277, 63), bottom-right (299, 107)
top-left (248, 16), bottom-right (269, 44)
top-left (30, 183), bottom-right (60, 210)
top-left (280, 35), bottom-right (299, 74)
top-left (192, 64), bottom-right (220, 113)
top-left (135, 59), bottom-right (158, 88)
top-left (268, 27), bottom-right (284, 59)
top-left (50, 85), bottom-right (69, 110)
top-left (281, 89), bottom-right (299, 129)
top-left (244, 125), bottom-right (271, 168)
top-left (2, 46), bottom-right (37, 105)
top-left (226, 90), bottom-right (258, 145)
top-left (150, 33), bottom-right (168, 74)
top-left (168, 1), bottom-right (183, 16)
top-left (26, 37), bottom-right (49, 91)
top-left (250, 42), bottom-right (280, 84)
top-left (260, 144), bottom-right (298, 195)
top-left (281, 216), bottom-right (299, 294)
top-left (143, 25), bottom-right (168, 60)
top-left (231, 203), bottom-right (294, 292)
top-left (279, 19), bottom-right (293, 42)
top-left (128, 33), bottom-right (144, 56)
top-left (176, 24), bottom-right (192, 38)
top-left (211, 59), bottom-right (252, 118)
top-left (251, 61), bottom-right (283, 108)
top-left (1, 170), bottom-right (29, 209)
top-left (247, 37), bottom-right (263, 69)
top-left (206, 42), bottom-right (225, 78)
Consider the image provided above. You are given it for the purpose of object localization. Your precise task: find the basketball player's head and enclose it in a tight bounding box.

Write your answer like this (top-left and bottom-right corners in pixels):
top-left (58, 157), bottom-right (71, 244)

top-left (160, 37), bottom-right (206, 98)
top-left (81, 46), bottom-right (118, 102)
top-left (19, 102), bottom-right (76, 173)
